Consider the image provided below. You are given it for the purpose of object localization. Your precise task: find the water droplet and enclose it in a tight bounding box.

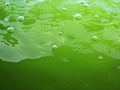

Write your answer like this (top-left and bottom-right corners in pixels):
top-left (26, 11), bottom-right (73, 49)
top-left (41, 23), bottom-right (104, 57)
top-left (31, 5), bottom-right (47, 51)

top-left (74, 13), bottom-right (82, 20)
top-left (112, 4), bottom-right (116, 8)
top-left (98, 56), bottom-right (103, 60)
top-left (93, 2), bottom-right (97, 5)
top-left (18, 16), bottom-right (25, 22)
top-left (94, 15), bottom-right (99, 18)
top-left (117, 66), bottom-right (120, 70)
top-left (6, 2), bottom-right (10, 6)
top-left (4, 18), bottom-right (9, 22)
top-left (83, 3), bottom-right (89, 7)
top-left (79, 1), bottom-right (86, 4)
top-left (92, 35), bottom-right (98, 41)
top-left (7, 27), bottom-right (14, 33)
top-left (59, 31), bottom-right (62, 35)
top-left (52, 44), bottom-right (58, 49)
top-left (62, 7), bottom-right (67, 11)
top-left (106, 12), bottom-right (110, 16)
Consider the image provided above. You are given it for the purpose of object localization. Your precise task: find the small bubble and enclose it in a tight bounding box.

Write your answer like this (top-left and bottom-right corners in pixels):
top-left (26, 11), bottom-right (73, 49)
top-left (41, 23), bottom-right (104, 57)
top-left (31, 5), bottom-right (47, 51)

top-left (74, 13), bottom-right (82, 20)
top-left (4, 18), bottom-right (9, 22)
top-left (112, 4), bottom-right (116, 8)
top-left (83, 3), bottom-right (89, 7)
top-left (106, 12), bottom-right (110, 16)
top-left (52, 44), bottom-right (58, 49)
top-left (92, 35), bottom-right (98, 41)
top-left (98, 56), bottom-right (103, 60)
top-left (59, 31), bottom-right (62, 35)
top-left (6, 2), bottom-right (10, 6)
top-left (79, 1), bottom-right (86, 4)
top-left (117, 66), bottom-right (120, 70)
top-left (94, 15), bottom-right (99, 18)
top-left (62, 7), bottom-right (67, 11)
top-left (18, 16), bottom-right (25, 22)
top-left (93, 2), bottom-right (97, 5)
top-left (7, 27), bottom-right (14, 33)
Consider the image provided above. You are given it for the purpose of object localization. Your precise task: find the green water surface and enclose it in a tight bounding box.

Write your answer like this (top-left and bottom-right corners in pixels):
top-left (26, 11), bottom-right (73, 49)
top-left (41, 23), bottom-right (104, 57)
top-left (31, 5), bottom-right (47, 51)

top-left (0, 0), bottom-right (120, 90)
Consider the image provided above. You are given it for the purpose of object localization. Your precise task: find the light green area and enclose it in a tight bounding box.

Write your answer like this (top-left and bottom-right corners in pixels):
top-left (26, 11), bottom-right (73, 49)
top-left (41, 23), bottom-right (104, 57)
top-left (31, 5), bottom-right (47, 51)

top-left (0, 0), bottom-right (120, 62)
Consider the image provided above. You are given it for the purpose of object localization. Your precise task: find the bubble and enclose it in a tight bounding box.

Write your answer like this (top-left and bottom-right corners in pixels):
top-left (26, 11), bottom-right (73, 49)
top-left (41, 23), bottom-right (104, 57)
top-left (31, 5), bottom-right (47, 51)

top-left (4, 18), bottom-right (9, 22)
top-left (7, 27), bottom-right (14, 33)
top-left (118, 66), bottom-right (120, 70)
top-left (79, 1), bottom-right (86, 4)
top-left (18, 16), bottom-right (25, 22)
top-left (112, 4), bottom-right (116, 8)
top-left (98, 56), bottom-right (103, 60)
top-left (6, 2), bottom-right (10, 6)
top-left (83, 3), bottom-right (89, 7)
top-left (74, 13), bottom-right (82, 20)
top-left (94, 15), bottom-right (99, 18)
top-left (62, 7), bottom-right (67, 11)
top-left (106, 12), bottom-right (110, 16)
top-left (52, 44), bottom-right (58, 49)
top-left (59, 31), bottom-right (62, 35)
top-left (92, 35), bottom-right (98, 41)
top-left (93, 2), bottom-right (97, 5)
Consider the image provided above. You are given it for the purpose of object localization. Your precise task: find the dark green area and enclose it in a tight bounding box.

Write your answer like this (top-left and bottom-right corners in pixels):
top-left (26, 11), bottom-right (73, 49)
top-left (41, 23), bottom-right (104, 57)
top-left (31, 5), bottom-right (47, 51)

top-left (0, 46), bottom-right (120, 90)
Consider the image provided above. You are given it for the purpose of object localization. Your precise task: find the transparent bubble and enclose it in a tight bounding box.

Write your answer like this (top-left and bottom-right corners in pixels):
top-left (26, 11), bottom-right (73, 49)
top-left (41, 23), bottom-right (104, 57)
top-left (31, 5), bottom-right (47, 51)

top-left (74, 13), bottom-right (82, 20)
top-left (118, 66), bottom-right (120, 70)
top-left (92, 35), bottom-right (98, 41)
top-left (6, 2), bottom-right (10, 6)
top-left (106, 12), bottom-right (110, 16)
top-left (18, 16), bottom-right (25, 22)
top-left (62, 7), bottom-right (67, 11)
top-left (83, 3), bottom-right (89, 7)
top-left (98, 56), bottom-right (103, 60)
top-left (59, 31), bottom-right (62, 35)
top-left (93, 2), bottom-right (97, 5)
top-left (79, 1), bottom-right (86, 4)
top-left (7, 27), bottom-right (14, 33)
top-left (94, 15), bottom-right (99, 18)
top-left (52, 44), bottom-right (58, 49)
top-left (4, 18), bottom-right (9, 22)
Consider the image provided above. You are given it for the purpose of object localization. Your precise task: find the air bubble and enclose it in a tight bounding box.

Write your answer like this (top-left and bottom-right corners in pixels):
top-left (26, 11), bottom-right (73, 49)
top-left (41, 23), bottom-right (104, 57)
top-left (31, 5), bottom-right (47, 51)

top-left (117, 66), bottom-right (120, 70)
top-left (79, 1), bottom-right (86, 4)
top-left (6, 2), bottom-right (10, 6)
top-left (92, 35), bottom-right (98, 41)
top-left (98, 56), bottom-right (103, 60)
top-left (62, 7), bottom-right (67, 11)
top-left (74, 13), bottom-right (82, 20)
top-left (93, 2), bottom-right (97, 5)
top-left (4, 18), bottom-right (9, 22)
top-left (52, 44), bottom-right (58, 49)
top-left (18, 16), bottom-right (25, 22)
top-left (59, 31), bottom-right (62, 35)
top-left (83, 3), bottom-right (89, 7)
top-left (94, 15), bottom-right (99, 18)
top-left (7, 27), bottom-right (14, 33)
top-left (106, 12), bottom-right (110, 16)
